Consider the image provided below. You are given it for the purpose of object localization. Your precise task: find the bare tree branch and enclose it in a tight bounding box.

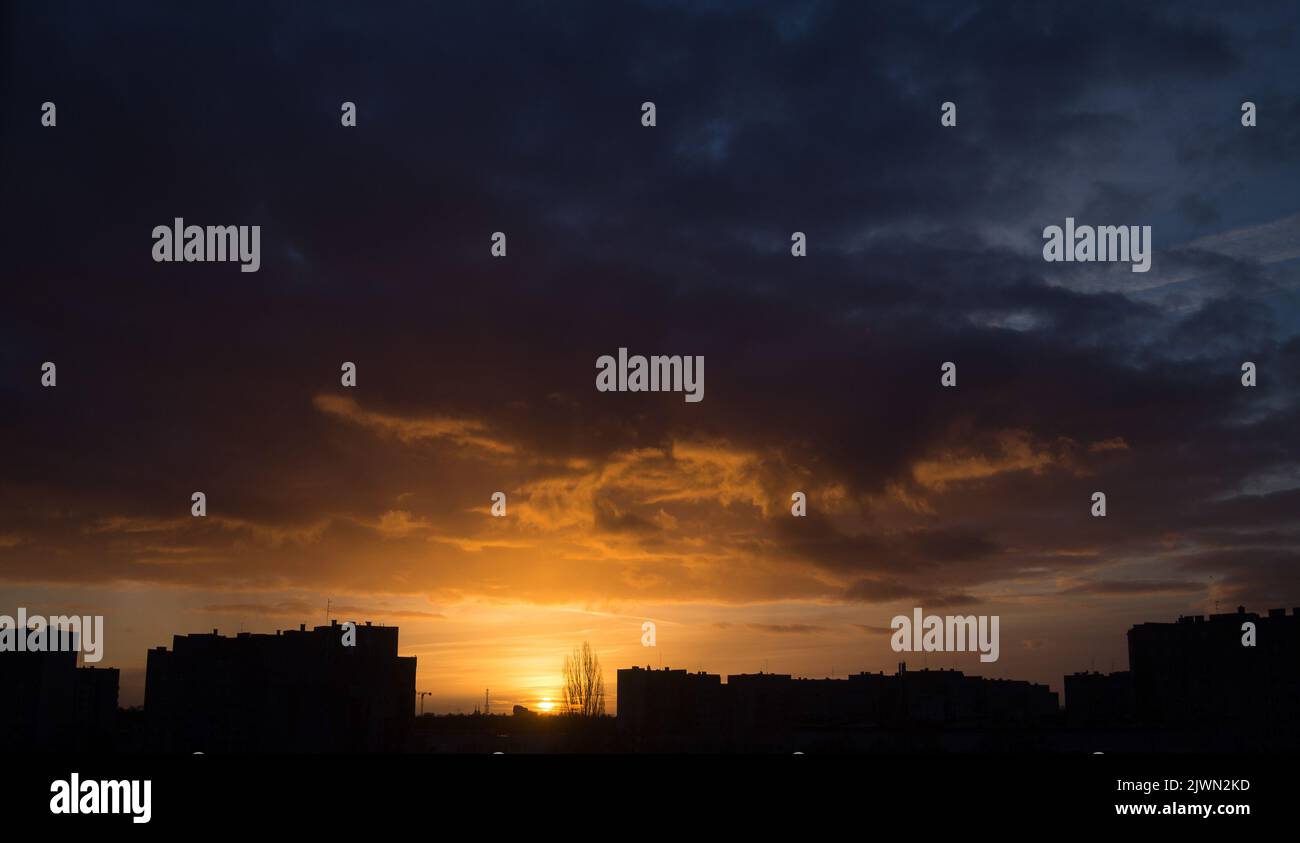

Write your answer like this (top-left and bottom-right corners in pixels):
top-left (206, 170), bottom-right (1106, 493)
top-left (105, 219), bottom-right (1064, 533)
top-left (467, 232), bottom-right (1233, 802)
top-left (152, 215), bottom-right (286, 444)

top-left (562, 641), bottom-right (605, 717)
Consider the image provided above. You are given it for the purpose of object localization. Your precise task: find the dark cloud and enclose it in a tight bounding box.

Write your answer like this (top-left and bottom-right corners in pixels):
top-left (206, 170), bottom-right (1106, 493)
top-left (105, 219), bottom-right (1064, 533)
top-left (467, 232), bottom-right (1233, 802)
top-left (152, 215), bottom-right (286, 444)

top-left (745, 623), bottom-right (830, 635)
top-left (842, 579), bottom-right (981, 608)
top-left (198, 601), bottom-right (445, 620)
top-left (1062, 580), bottom-right (1205, 596)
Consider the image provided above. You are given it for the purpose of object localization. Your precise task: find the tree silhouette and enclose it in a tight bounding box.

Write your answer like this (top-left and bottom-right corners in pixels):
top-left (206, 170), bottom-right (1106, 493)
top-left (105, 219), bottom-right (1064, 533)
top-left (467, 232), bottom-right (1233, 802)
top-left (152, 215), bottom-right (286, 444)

top-left (562, 641), bottom-right (606, 717)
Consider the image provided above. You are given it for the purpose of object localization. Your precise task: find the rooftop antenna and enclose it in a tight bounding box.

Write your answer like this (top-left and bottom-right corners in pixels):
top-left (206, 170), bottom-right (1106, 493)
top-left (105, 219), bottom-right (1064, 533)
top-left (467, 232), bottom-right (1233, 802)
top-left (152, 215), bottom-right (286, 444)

top-left (325, 598), bottom-right (332, 625)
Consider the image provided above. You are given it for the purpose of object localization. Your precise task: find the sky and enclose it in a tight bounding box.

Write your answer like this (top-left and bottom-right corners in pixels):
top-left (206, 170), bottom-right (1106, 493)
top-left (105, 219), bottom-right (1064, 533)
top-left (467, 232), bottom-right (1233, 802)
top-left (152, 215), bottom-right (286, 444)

top-left (2, 0), bottom-right (1299, 713)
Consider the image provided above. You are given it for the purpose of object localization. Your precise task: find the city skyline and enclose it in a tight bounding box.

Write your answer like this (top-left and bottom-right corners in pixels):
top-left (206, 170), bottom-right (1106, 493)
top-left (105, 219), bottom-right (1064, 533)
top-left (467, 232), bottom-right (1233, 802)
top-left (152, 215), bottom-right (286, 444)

top-left (9, 603), bottom-right (1298, 756)
top-left (7, 600), bottom-right (1296, 717)
top-left (3, 1), bottom-right (1300, 718)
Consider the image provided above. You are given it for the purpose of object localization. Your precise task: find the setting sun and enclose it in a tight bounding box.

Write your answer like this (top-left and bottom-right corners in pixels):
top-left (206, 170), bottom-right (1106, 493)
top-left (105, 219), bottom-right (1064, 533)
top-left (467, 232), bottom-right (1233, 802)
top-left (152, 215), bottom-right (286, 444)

top-left (537, 698), bottom-right (556, 712)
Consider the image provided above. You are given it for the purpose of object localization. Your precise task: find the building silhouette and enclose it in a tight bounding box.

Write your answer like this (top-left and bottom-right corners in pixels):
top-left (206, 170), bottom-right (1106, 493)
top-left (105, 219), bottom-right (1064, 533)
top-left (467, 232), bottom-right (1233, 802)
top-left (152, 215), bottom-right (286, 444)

top-left (0, 628), bottom-right (118, 752)
top-left (144, 620), bottom-right (415, 753)
top-left (618, 662), bottom-right (1058, 750)
top-left (1127, 606), bottom-right (1300, 749)
top-left (617, 667), bottom-right (727, 737)
top-left (886, 664), bottom-right (1059, 726)
top-left (1063, 670), bottom-right (1134, 729)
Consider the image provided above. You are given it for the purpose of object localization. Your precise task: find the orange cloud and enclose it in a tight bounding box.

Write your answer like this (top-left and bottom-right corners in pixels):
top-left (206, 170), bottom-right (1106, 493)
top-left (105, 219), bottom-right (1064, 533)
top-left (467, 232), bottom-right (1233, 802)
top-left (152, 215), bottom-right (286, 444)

top-left (313, 394), bottom-right (515, 455)
top-left (911, 430), bottom-right (1059, 490)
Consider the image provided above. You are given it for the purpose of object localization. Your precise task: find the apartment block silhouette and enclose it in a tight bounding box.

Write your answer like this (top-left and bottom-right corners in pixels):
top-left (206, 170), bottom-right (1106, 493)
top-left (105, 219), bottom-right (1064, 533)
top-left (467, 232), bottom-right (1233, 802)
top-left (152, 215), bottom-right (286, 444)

top-left (144, 620), bottom-right (415, 753)
top-left (0, 629), bottom-right (118, 752)
top-left (618, 662), bottom-right (1059, 749)
top-left (1127, 606), bottom-right (1300, 748)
